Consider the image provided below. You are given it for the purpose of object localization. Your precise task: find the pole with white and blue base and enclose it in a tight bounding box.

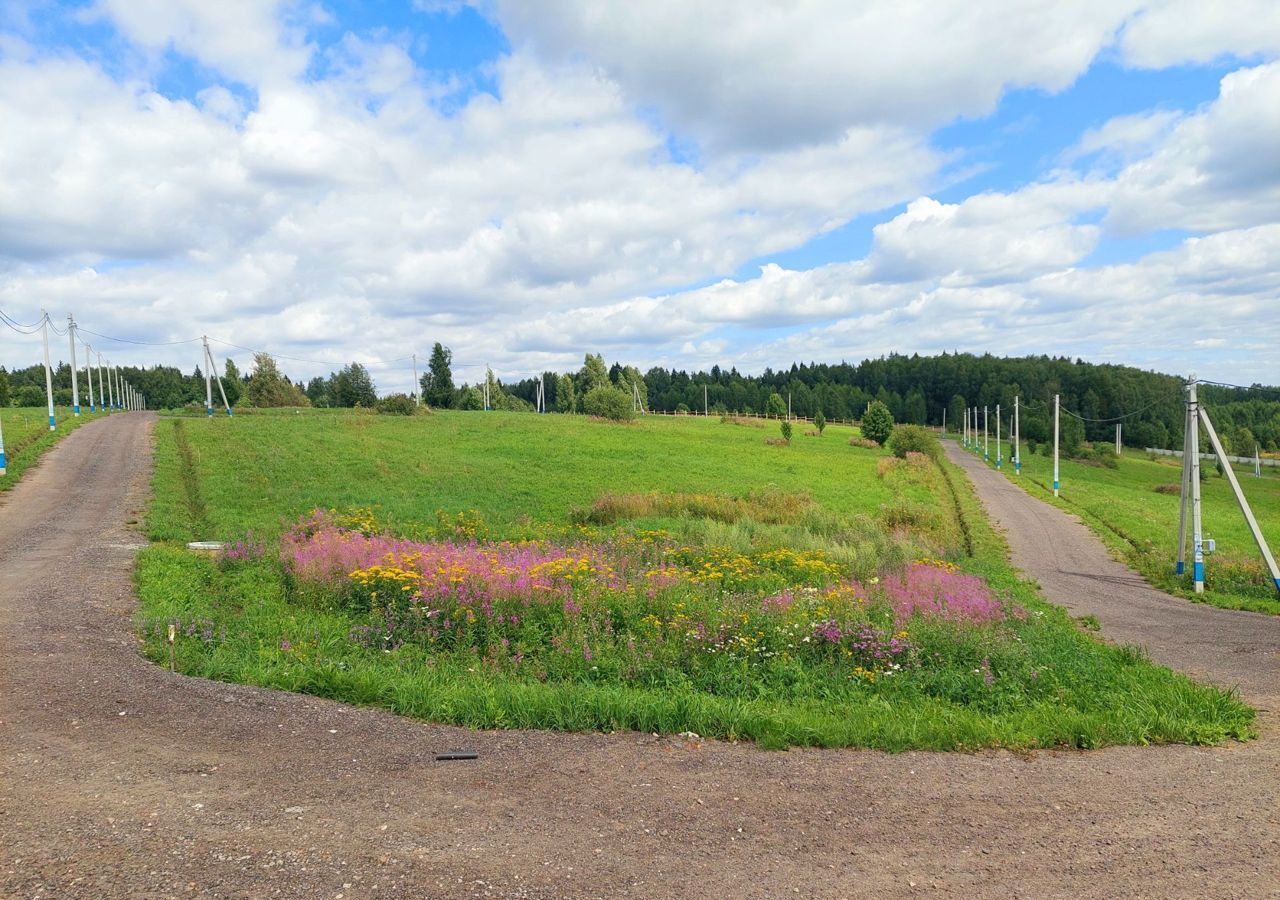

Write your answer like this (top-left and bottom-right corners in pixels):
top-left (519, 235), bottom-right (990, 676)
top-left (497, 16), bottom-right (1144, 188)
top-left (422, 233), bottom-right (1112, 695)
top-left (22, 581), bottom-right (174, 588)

top-left (1052, 394), bottom-right (1060, 496)
top-left (67, 315), bottom-right (80, 416)
top-left (41, 312), bottom-right (56, 431)
top-left (1014, 395), bottom-right (1020, 475)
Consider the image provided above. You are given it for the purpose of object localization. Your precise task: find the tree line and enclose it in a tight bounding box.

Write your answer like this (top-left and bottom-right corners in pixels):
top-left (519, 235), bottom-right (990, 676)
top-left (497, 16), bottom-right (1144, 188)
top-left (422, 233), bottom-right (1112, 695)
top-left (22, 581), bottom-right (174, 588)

top-left (4, 347), bottom-right (1277, 454)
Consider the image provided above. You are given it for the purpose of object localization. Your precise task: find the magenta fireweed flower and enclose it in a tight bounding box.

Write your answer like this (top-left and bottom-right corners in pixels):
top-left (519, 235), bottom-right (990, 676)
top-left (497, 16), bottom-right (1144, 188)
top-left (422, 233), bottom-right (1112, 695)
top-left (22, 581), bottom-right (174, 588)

top-left (878, 563), bottom-right (1004, 626)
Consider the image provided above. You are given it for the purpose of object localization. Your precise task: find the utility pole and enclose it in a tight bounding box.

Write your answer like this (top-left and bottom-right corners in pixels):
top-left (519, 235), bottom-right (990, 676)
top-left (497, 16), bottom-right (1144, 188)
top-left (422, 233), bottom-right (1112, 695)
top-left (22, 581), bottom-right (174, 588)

top-left (1116, 423), bottom-right (1122, 456)
top-left (983, 405), bottom-right (989, 461)
top-left (1188, 379), bottom-right (1204, 593)
top-left (1198, 402), bottom-right (1280, 595)
top-left (97, 353), bottom-right (107, 414)
top-left (942, 407), bottom-right (946, 435)
top-left (108, 363), bottom-right (117, 410)
top-left (963, 406), bottom-right (968, 446)
top-left (41, 311), bottom-right (55, 431)
top-left (0, 408), bottom-right (6, 475)
top-left (1257, 445), bottom-right (1263, 478)
top-left (1014, 396), bottom-right (1021, 475)
top-left (67, 315), bottom-right (80, 416)
top-left (84, 340), bottom-right (95, 412)
top-left (995, 403), bottom-right (1002, 469)
top-left (787, 392), bottom-right (792, 420)
top-left (704, 384), bottom-right (708, 417)
top-left (202, 336), bottom-right (213, 417)
top-left (412, 353), bottom-right (419, 407)
top-left (1172, 391), bottom-right (1192, 578)
top-left (203, 343), bottom-right (231, 416)
top-left (1052, 394), bottom-right (1060, 497)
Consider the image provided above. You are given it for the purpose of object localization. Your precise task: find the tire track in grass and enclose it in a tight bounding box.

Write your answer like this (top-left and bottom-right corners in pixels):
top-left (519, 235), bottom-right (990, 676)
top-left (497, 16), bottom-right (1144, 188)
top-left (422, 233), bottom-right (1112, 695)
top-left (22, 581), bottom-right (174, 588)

top-left (934, 456), bottom-right (975, 557)
top-left (171, 419), bottom-right (209, 539)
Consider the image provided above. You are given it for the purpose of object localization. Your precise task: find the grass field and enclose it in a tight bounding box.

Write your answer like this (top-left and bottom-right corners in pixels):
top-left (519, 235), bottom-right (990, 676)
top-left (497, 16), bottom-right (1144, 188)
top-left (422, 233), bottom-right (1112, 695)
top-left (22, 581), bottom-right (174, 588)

top-left (959, 436), bottom-right (1280, 615)
top-left (1, 406), bottom-right (108, 491)
top-left (135, 410), bottom-right (1253, 751)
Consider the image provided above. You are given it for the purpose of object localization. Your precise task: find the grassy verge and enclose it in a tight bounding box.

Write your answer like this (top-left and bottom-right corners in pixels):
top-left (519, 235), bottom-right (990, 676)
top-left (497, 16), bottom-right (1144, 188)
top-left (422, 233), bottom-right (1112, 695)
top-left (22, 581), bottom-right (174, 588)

top-left (135, 411), bottom-right (1254, 751)
top-left (956, 436), bottom-right (1280, 615)
top-left (1, 406), bottom-right (109, 491)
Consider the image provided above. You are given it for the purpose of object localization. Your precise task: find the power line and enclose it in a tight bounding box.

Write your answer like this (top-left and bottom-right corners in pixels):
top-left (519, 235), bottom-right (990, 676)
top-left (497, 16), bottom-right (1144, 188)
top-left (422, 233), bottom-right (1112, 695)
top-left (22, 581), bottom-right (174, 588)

top-left (0, 308), bottom-right (46, 334)
top-left (1199, 379), bottom-right (1280, 400)
top-left (1058, 399), bottom-right (1165, 423)
top-left (206, 337), bottom-right (415, 370)
top-left (77, 327), bottom-right (202, 347)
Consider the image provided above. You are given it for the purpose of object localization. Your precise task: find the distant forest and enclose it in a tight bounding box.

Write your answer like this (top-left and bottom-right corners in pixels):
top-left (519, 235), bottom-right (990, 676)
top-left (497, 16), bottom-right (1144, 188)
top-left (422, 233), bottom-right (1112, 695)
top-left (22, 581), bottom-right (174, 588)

top-left (3, 351), bottom-right (1277, 455)
top-left (506, 354), bottom-right (1280, 456)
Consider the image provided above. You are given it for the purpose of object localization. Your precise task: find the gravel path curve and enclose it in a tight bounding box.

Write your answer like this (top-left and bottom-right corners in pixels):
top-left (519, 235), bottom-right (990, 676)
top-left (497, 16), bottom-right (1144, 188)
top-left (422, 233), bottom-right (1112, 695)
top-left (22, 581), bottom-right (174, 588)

top-left (2, 415), bottom-right (1277, 899)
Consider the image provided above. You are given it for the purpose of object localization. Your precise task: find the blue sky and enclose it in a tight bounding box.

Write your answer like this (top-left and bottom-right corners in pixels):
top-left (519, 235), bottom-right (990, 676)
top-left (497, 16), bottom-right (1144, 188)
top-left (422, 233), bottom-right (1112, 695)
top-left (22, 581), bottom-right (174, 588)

top-left (1, 1), bottom-right (1278, 385)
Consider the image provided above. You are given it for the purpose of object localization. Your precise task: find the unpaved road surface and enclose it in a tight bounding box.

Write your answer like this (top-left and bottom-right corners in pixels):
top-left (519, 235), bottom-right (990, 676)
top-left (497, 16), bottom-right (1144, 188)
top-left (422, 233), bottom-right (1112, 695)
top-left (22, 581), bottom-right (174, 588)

top-left (2, 416), bottom-right (1277, 899)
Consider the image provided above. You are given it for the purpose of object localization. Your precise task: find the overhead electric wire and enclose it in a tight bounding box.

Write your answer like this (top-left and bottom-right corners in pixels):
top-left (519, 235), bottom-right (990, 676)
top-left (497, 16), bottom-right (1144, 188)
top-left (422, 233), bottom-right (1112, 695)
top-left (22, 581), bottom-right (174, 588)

top-left (207, 336), bottom-right (415, 370)
top-left (1199, 379), bottom-right (1280, 400)
top-left (1017, 396), bottom-right (1164, 423)
top-left (77, 327), bottom-right (202, 347)
top-left (0, 307), bottom-right (47, 334)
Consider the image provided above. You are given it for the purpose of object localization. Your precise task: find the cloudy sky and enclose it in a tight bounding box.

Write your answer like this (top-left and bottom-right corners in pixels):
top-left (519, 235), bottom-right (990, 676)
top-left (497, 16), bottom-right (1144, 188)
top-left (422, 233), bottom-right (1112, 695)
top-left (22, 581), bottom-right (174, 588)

top-left (2, 1), bottom-right (1278, 389)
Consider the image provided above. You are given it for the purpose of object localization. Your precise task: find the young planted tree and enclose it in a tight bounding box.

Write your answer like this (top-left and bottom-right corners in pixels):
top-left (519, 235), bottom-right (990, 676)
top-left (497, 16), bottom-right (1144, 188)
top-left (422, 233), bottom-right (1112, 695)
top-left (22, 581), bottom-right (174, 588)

top-left (813, 410), bottom-right (826, 435)
top-left (861, 400), bottom-right (894, 446)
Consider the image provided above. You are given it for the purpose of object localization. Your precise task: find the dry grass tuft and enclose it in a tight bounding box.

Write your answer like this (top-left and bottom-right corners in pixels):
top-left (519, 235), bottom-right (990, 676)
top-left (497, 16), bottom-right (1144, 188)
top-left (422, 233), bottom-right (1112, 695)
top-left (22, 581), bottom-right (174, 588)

top-left (574, 487), bottom-right (814, 526)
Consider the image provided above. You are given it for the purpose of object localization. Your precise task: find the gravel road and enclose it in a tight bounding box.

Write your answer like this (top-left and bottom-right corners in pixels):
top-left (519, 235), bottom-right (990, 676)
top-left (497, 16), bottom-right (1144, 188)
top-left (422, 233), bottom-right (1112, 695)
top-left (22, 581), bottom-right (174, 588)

top-left (1, 415), bottom-right (1277, 899)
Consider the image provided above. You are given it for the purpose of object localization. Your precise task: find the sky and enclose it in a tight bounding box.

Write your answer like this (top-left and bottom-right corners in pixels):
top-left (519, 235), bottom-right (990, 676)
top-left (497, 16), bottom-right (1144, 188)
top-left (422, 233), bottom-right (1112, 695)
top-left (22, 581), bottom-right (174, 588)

top-left (1, 1), bottom-right (1279, 391)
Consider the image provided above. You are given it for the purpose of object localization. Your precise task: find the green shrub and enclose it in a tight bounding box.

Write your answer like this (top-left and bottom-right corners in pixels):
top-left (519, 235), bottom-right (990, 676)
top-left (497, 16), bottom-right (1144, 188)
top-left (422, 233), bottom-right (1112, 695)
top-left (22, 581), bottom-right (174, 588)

top-left (375, 393), bottom-right (418, 416)
top-left (13, 385), bottom-right (44, 407)
top-left (781, 420), bottom-right (793, 443)
top-left (861, 401), bottom-right (894, 446)
top-left (583, 385), bottom-right (635, 421)
top-left (765, 393), bottom-right (787, 418)
top-left (888, 424), bottom-right (940, 461)
top-left (814, 410), bottom-right (826, 434)
top-left (675, 403), bottom-right (690, 414)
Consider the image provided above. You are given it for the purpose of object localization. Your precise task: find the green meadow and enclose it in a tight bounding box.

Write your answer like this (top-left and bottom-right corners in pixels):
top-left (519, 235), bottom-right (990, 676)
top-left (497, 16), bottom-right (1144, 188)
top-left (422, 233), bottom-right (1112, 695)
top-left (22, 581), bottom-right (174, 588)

top-left (0, 406), bottom-right (108, 491)
top-left (966, 436), bottom-right (1280, 615)
top-left (134, 410), bottom-right (1254, 751)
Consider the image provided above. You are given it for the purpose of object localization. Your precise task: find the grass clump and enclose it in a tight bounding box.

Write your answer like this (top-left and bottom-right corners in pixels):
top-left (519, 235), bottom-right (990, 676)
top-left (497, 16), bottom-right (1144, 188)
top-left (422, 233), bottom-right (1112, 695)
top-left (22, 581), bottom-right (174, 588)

top-left (572, 487), bottom-right (816, 527)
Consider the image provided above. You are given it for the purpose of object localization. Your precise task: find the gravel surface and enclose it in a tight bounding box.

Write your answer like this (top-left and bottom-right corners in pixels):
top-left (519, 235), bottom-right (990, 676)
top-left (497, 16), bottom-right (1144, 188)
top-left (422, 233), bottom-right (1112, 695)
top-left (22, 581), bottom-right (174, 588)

top-left (1, 416), bottom-right (1277, 899)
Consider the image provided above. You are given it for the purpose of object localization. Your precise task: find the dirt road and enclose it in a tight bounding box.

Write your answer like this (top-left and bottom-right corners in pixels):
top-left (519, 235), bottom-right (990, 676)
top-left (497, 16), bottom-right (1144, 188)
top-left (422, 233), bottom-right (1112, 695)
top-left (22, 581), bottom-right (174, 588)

top-left (2, 416), bottom-right (1277, 899)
